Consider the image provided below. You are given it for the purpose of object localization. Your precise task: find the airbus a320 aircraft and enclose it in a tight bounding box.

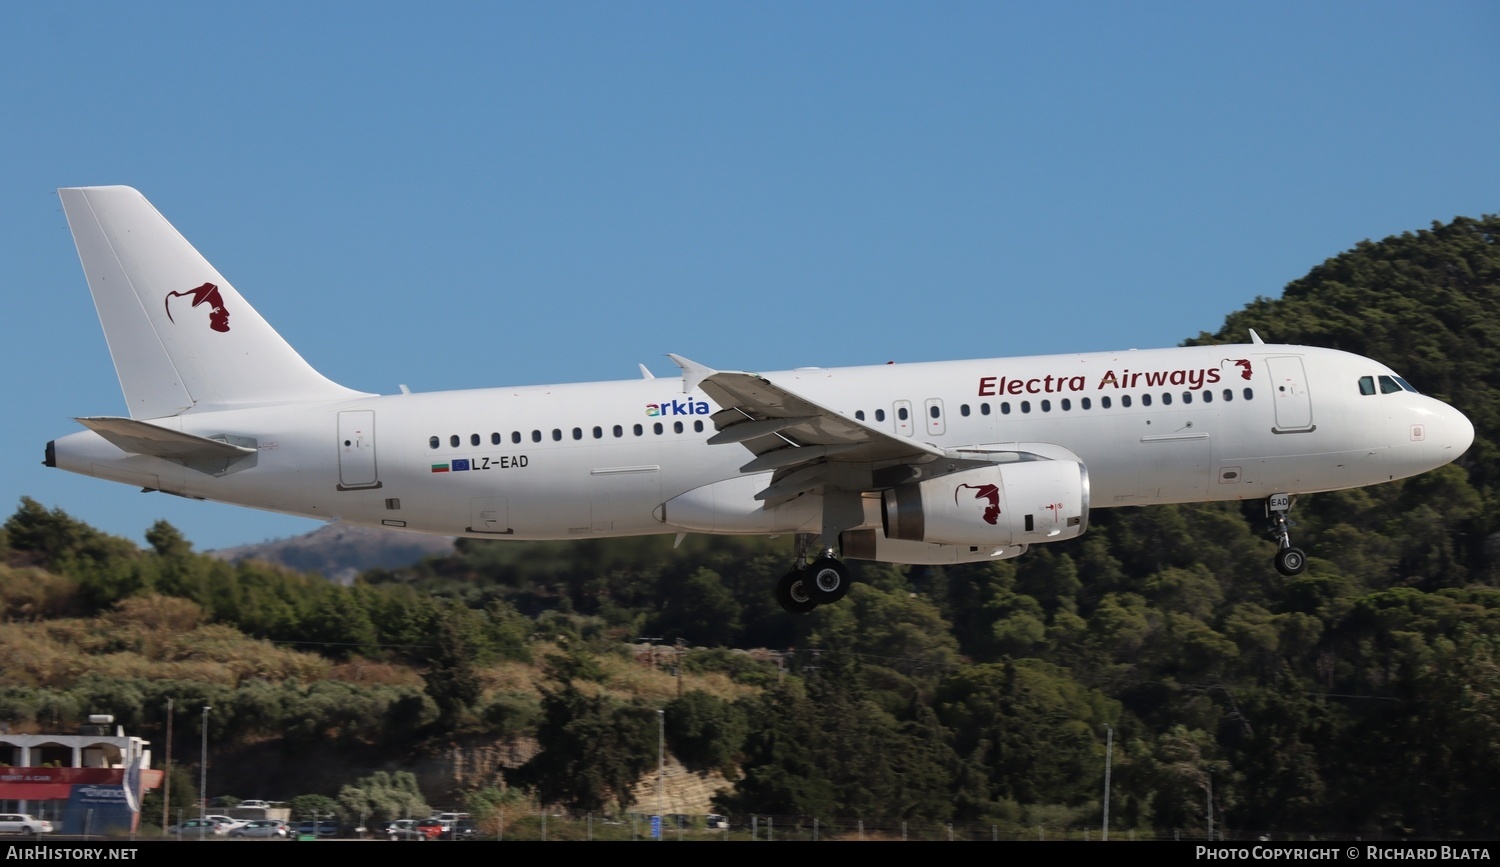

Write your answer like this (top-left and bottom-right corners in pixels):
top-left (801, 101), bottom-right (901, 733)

top-left (46, 187), bottom-right (1474, 612)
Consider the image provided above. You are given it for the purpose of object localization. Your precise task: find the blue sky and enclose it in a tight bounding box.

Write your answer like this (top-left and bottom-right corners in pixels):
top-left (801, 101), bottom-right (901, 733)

top-left (4, 2), bottom-right (1498, 552)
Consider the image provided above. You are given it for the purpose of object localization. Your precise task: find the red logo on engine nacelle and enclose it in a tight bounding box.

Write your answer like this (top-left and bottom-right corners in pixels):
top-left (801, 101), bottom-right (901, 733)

top-left (956, 483), bottom-right (1001, 525)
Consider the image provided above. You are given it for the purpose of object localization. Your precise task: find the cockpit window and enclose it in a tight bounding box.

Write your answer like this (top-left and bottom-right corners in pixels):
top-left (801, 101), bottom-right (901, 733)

top-left (1363, 374), bottom-right (1421, 395)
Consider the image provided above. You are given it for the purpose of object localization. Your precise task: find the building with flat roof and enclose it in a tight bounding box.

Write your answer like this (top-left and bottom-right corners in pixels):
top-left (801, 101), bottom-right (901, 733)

top-left (0, 716), bottom-right (163, 835)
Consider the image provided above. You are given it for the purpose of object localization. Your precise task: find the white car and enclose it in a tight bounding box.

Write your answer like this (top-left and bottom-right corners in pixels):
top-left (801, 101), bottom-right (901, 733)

top-left (0, 814), bottom-right (52, 836)
top-left (230, 820), bottom-right (289, 838)
top-left (205, 815), bottom-right (247, 831)
top-left (238, 800), bottom-right (272, 810)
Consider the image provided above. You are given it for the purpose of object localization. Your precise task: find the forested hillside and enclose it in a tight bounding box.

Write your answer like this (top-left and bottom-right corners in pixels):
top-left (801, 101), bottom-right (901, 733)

top-left (3, 215), bottom-right (1498, 840)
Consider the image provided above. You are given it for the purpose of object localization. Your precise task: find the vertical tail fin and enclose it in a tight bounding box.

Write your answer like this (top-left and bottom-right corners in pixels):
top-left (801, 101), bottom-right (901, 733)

top-left (59, 186), bottom-right (370, 419)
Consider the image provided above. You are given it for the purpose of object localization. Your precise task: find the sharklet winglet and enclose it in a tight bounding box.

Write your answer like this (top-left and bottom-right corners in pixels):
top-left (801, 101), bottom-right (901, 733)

top-left (667, 354), bottom-right (715, 394)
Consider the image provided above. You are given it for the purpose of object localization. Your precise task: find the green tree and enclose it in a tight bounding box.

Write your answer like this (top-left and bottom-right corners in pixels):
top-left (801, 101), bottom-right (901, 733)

top-left (516, 682), bottom-right (656, 814)
top-left (338, 771), bottom-right (430, 825)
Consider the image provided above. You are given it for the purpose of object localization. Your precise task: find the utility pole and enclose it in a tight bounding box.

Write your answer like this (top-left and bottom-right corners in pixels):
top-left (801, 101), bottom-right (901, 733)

top-left (656, 709), bottom-right (665, 841)
top-left (162, 698), bottom-right (172, 835)
top-left (199, 705), bottom-right (210, 840)
top-left (675, 638), bottom-right (685, 698)
top-left (1102, 724), bottom-right (1113, 841)
top-left (638, 636), bottom-right (662, 671)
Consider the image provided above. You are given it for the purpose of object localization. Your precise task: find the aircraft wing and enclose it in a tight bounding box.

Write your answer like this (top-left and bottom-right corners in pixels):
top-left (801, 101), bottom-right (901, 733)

top-left (669, 355), bottom-right (943, 502)
top-left (76, 416), bottom-right (257, 477)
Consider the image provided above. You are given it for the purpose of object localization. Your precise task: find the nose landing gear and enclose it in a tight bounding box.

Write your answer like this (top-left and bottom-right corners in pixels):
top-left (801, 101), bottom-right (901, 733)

top-left (1266, 493), bottom-right (1307, 576)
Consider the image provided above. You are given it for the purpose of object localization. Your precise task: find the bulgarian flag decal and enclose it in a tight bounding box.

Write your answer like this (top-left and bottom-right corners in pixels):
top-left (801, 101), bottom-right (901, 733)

top-left (431, 463), bottom-right (449, 473)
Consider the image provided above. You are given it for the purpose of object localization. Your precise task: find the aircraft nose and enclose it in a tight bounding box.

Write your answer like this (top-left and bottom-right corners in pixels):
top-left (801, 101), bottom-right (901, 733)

top-left (1446, 403), bottom-right (1476, 458)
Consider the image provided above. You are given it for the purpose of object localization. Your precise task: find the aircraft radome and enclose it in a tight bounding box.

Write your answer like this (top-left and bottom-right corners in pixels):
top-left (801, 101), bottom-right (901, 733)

top-left (46, 187), bottom-right (1475, 613)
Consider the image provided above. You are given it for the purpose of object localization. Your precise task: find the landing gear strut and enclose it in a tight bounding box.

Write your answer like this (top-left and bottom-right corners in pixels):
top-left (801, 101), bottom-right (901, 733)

top-left (775, 536), bottom-right (853, 614)
top-left (1266, 493), bottom-right (1307, 576)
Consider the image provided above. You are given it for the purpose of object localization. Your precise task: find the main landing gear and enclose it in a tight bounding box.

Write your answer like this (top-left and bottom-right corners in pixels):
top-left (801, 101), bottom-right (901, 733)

top-left (1266, 493), bottom-right (1307, 576)
top-left (775, 537), bottom-right (852, 614)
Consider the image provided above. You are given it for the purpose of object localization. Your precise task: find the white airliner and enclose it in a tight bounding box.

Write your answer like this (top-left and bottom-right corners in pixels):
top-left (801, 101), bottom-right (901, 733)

top-left (46, 187), bottom-right (1474, 612)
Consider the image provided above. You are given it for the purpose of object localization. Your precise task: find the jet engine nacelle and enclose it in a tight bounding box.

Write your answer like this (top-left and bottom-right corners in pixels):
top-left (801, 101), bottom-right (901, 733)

top-left (881, 460), bottom-right (1089, 547)
top-left (840, 528), bottom-right (1029, 565)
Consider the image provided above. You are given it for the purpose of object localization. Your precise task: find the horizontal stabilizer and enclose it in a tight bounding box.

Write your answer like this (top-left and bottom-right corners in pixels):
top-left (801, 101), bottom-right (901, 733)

top-left (76, 416), bottom-right (257, 477)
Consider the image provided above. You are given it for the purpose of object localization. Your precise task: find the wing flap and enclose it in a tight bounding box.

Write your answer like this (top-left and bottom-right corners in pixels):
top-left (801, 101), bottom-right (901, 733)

top-left (669, 355), bottom-right (944, 477)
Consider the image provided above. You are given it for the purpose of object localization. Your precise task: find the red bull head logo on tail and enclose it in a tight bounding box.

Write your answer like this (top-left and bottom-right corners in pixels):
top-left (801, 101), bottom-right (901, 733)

top-left (165, 282), bottom-right (231, 333)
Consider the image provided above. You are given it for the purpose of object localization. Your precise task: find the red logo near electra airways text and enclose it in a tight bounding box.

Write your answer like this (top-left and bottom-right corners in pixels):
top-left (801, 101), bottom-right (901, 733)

top-left (165, 283), bottom-right (231, 333)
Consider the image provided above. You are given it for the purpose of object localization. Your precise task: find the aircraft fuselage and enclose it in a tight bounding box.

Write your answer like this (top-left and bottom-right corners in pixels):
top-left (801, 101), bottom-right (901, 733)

top-left (50, 342), bottom-right (1471, 543)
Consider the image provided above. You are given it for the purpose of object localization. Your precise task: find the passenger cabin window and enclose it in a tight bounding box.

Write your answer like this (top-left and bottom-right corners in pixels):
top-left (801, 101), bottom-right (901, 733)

top-left (429, 436), bottom-right (439, 449)
top-left (449, 435), bottom-right (460, 448)
top-left (875, 409), bottom-right (886, 422)
top-left (856, 410), bottom-right (866, 420)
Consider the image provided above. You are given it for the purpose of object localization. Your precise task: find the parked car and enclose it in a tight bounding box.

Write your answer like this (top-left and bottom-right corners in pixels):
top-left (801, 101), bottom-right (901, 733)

top-left (230, 819), bottom-right (289, 838)
top-left (204, 815), bottom-right (247, 832)
top-left (385, 828), bottom-right (428, 841)
top-left (413, 819), bottom-right (446, 839)
top-left (0, 814), bottom-right (53, 836)
top-left (444, 820), bottom-right (480, 840)
top-left (293, 820), bottom-right (340, 838)
top-left (374, 819), bottom-right (421, 840)
top-left (237, 800), bottom-right (272, 810)
top-left (168, 818), bottom-right (229, 837)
